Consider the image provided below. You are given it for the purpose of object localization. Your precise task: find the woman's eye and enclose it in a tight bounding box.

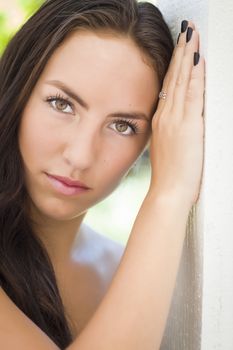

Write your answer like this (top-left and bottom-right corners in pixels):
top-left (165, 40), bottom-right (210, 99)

top-left (111, 120), bottom-right (139, 136)
top-left (46, 95), bottom-right (74, 114)
top-left (45, 96), bottom-right (140, 135)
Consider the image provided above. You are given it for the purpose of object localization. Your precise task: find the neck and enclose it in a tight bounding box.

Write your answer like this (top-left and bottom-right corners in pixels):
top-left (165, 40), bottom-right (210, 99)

top-left (28, 202), bottom-right (88, 267)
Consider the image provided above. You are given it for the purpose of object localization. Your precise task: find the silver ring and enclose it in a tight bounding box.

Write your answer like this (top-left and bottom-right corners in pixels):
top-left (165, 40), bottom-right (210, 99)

top-left (159, 91), bottom-right (167, 100)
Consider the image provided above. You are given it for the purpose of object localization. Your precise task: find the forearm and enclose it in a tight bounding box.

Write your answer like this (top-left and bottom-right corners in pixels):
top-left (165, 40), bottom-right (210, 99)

top-left (0, 287), bottom-right (59, 350)
top-left (0, 192), bottom-right (191, 350)
top-left (68, 191), bottom-right (191, 350)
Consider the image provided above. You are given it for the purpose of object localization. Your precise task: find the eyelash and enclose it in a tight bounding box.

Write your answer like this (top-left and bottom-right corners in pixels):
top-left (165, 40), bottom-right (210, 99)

top-left (45, 93), bottom-right (140, 135)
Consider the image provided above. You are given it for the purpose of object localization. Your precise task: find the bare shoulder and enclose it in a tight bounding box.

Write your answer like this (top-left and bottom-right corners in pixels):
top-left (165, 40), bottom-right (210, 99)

top-left (77, 223), bottom-right (125, 280)
top-left (65, 225), bottom-right (126, 335)
top-left (85, 223), bottom-right (125, 262)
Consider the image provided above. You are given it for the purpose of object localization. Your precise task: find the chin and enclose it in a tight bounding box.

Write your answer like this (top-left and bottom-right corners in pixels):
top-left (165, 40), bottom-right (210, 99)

top-left (30, 196), bottom-right (86, 222)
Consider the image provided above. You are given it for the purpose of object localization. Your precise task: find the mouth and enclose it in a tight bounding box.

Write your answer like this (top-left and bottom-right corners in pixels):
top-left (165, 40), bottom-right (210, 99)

top-left (45, 173), bottom-right (90, 196)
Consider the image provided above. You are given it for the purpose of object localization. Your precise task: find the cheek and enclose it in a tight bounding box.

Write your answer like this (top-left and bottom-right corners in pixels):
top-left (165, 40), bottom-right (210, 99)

top-left (18, 111), bottom-right (59, 171)
top-left (104, 135), bottom-right (150, 189)
top-left (109, 153), bottom-right (135, 177)
top-left (98, 143), bottom-right (142, 192)
top-left (107, 133), bottom-right (150, 175)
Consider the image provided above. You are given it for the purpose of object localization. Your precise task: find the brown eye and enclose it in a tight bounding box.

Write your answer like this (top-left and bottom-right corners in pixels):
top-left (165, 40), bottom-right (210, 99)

top-left (116, 122), bottom-right (128, 133)
top-left (110, 119), bottom-right (139, 136)
top-left (55, 100), bottom-right (68, 111)
top-left (46, 95), bottom-right (74, 114)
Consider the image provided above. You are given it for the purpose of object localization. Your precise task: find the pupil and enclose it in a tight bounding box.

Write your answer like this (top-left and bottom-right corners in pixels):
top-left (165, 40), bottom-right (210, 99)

top-left (117, 123), bottom-right (127, 132)
top-left (57, 100), bottom-right (66, 110)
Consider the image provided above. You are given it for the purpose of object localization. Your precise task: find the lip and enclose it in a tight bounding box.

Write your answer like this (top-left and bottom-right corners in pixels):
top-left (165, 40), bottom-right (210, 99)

top-left (46, 173), bottom-right (90, 188)
top-left (45, 173), bottom-right (90, 196)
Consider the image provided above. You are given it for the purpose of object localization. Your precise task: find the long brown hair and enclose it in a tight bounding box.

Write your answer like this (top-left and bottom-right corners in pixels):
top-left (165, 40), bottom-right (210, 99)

top-left (0, 0), bottom-right (174, 348)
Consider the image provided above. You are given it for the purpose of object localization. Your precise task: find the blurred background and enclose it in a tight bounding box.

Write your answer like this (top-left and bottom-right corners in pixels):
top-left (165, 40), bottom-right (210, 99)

top-left (0, 0), bottom-right (152, 245)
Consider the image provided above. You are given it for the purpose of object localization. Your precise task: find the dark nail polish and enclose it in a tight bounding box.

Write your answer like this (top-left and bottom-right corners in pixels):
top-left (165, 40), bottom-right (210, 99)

top-left (177, 33), bottom-right (180, 44)
top-left (181, 20), bottom-right (188, 33)
top-left (186, 27), bottom-right (193, 42)
top-left (194, 52), bottom-right (200, 66)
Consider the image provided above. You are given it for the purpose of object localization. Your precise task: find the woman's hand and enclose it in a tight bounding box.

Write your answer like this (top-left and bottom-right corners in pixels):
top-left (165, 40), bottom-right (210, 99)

top-left (149, 20), bottom-right (205, 208)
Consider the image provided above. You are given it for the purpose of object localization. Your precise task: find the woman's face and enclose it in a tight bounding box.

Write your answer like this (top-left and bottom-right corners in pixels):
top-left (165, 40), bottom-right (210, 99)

top-left (18, 30), bottom-right (159, 222)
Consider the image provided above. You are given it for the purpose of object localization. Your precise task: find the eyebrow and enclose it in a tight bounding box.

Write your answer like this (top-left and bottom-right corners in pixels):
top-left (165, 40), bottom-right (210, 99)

top-left (45, 79), bottom-right (150, 122)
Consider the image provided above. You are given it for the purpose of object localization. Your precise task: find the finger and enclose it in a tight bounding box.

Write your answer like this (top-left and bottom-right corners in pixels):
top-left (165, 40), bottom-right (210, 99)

top-left (171, 28), bottom-right (200, 119)
top-left (184, 55), bottom-right (205, 119)
top-left (165, 20), bottom-right (196, 89)
top-left (156, 21), bottom-right (196, 114)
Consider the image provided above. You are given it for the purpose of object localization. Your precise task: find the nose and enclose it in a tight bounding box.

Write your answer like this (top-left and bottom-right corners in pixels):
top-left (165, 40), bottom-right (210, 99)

top-left (63, 123), bottom-right (99, 171)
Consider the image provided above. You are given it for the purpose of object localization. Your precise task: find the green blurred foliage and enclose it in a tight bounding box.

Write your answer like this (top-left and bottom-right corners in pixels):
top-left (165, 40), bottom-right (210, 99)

top-left (0, 12), bottom-right (14, 54)
top-left (17, 0), bottom-right (44, 19)
top-left (0, 0), bottom-right (44, 56)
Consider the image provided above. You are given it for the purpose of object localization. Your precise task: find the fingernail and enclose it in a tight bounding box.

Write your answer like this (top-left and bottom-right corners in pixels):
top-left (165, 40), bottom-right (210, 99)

top-left (181, 20), bottom-right (188, 33)
top-left (177, 33), bottom-right (180, 44)
top-left (194, 52), bottom-right (200, 66)
top-left (186, 27), bottom-right (193, 42)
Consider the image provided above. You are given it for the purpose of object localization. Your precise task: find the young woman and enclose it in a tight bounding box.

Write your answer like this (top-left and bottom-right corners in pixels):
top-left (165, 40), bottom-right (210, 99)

top-left (0, 0), bottom-right (205, 349)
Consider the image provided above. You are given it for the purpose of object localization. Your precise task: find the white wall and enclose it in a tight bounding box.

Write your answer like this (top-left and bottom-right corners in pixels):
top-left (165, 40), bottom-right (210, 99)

top-left (201, 1), bottom-right (233, 348)
top-left (151, 0), bottom-right (233, 348)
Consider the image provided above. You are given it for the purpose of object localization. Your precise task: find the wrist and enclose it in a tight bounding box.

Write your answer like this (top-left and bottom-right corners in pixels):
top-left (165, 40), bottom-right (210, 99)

top-left (146, 186), bottom-right (193, 214)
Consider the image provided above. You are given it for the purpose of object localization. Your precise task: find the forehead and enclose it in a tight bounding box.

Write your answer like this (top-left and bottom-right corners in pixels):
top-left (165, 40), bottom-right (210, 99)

top-left (38, 30), bottom-right (159, 114)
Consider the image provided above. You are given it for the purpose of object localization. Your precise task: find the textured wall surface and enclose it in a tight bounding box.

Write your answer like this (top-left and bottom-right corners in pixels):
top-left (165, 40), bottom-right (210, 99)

top-left (153, 0), bottom-right (233, 349)
top-left (201, 0), bottom-right (233, 349)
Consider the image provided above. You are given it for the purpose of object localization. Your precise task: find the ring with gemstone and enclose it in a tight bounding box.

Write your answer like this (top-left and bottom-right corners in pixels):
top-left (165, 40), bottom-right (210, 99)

top-left (159, 91), bottom-right (167, 100)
